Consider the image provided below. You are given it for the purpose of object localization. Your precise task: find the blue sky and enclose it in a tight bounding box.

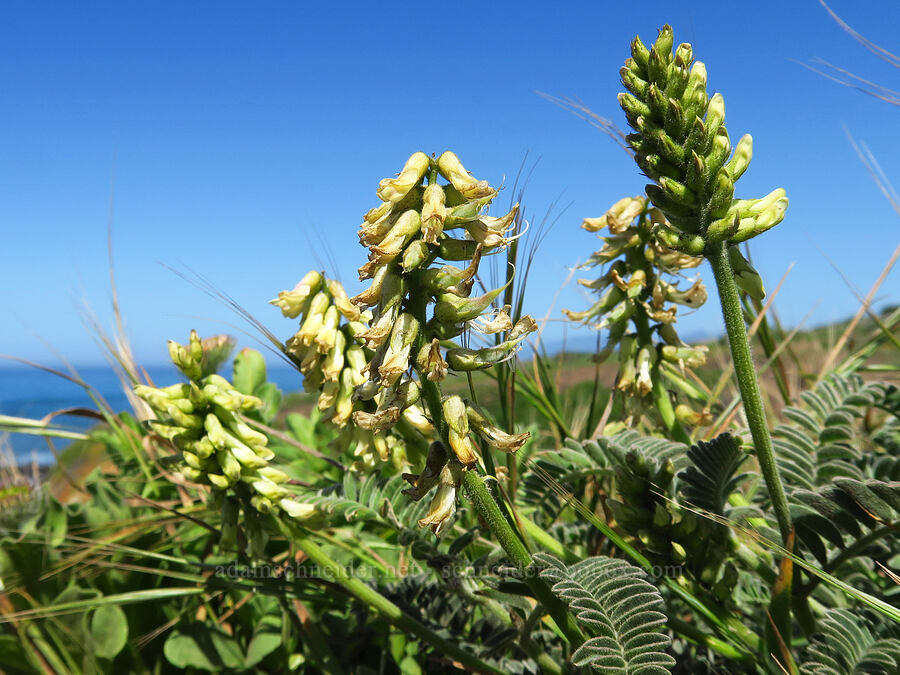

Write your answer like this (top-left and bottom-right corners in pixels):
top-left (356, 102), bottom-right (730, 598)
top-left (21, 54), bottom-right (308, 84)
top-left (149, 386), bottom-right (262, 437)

top-left (1, 0), bottom-right (898, 367)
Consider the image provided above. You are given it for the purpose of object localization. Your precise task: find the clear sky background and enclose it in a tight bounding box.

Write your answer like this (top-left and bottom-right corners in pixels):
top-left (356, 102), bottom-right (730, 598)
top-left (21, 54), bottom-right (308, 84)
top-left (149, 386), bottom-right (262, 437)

top-left (1, 0), bottom-right (898, 367)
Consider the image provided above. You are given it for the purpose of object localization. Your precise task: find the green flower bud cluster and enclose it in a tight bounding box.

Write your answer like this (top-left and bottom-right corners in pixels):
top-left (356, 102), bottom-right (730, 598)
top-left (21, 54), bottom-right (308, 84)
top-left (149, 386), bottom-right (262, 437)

top-left (607, 446), bottom-right (739, 599)
top-left (272, 271), bottom-right (421, 471)
top-left (565, 196), bottom-right (711, 427)
top-left (136, 331), bottom-right (315, 524)
top-left (620, 25), bottom-right (787, 265)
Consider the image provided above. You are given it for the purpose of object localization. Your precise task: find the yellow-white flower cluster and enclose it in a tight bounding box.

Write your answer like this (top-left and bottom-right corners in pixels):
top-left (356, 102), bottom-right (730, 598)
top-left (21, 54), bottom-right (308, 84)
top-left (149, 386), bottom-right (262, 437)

top-left (136, 331), bottom-right (314, 521)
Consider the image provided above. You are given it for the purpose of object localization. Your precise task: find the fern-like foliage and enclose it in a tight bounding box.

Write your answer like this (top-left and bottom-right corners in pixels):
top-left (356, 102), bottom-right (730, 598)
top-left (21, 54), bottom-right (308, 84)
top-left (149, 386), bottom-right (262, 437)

top-left (800, 608), bottom-right (900, 674)
top-left (520, 431), bottom-right (688, 516)
top-left (307, 472), bottom-right (428, 531)
top-left (678, 433), bottom-right (748, 516)
top-left (520, 437), bottom-right (613, 516)
top-left (757, 374), bottom-right (900, 562)
top-left (790, 478), bottom-right (900, 563)
top-left (533, 553), bottom-right (675, 673)
top-left (773, 374), bottom-right (889, 490)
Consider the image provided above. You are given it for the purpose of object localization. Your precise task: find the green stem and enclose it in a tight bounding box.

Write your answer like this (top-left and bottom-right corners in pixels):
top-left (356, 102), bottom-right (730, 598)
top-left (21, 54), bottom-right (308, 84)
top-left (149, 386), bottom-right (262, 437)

top-left (461, 470), bottom-right (586, 645)
top-left (706, 240), bottom-right (792, 544)
top-left (405, 276), bottom-right (584, 646)
top-left (283, 522), bottom-right (503, 674)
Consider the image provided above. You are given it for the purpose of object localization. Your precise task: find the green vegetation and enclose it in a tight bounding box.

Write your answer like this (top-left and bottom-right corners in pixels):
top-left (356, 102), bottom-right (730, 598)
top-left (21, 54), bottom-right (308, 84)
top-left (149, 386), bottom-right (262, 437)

top-left (2, 24), bottom-right (899, 675)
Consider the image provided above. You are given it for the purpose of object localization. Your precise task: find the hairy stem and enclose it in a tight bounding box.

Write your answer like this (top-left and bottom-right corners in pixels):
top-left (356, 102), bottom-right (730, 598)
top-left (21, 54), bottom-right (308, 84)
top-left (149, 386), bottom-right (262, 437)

top-left (405, 272), bottom-right (585, 646)
top-left (706, 240), bottom-right (792, 544)
top-left (460, 470), bottom-right (586, 645)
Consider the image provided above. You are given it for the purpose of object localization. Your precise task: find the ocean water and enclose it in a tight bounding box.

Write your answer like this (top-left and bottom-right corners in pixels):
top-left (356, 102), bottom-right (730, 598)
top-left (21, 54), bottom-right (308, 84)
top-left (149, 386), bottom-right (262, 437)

top-left (0, 363), bottom-right (305, 466)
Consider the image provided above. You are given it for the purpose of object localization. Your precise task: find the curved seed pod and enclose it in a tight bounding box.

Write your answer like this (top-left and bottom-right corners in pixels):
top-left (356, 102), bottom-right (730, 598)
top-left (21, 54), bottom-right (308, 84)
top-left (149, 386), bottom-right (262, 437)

top-left (437, 236), bottom-right (485, 261)
top-left (563, 285), bottom-right (625, 323)
top-left (661, 344), bottom-right (708, 369)
top-left (445, 317), bottom-right (536, 371)
top-left (442, 195), bottom-right (492, 226)
top-left (421, 245), bottom-right (482, 295)
top-left (465, 403), bottom-right (529, 452)
top-left (434, 278), bottom-right (512, 325)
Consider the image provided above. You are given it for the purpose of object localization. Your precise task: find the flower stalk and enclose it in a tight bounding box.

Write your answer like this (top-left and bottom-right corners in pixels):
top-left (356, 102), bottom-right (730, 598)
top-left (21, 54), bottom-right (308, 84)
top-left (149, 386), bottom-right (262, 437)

top-left (617, 25), bottom-right (793, 545)
top-left (706, 240), bottom-right (791, 541)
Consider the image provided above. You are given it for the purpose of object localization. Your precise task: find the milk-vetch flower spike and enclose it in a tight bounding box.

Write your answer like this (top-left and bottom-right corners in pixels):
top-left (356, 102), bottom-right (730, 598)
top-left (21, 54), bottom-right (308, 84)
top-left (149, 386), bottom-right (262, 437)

top-left (565, 194), bottom-right (709, 425)
top-left (619, 25), bottom-right (788, 250)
